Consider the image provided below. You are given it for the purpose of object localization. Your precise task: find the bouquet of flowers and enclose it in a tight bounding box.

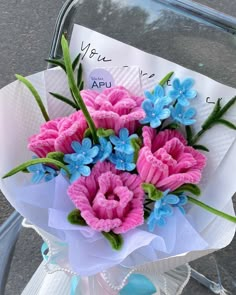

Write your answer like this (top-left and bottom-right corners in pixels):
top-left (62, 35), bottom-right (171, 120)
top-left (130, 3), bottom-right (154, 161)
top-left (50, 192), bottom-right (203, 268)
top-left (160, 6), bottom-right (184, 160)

top-left (0, 35), bottom-right (236, 294)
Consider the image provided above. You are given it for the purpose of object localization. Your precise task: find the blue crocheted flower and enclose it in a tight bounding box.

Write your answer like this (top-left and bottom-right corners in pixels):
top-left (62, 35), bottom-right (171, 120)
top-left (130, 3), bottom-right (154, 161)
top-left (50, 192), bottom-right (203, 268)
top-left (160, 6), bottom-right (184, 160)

top-left (173, 194), bottom-right (188, 214)
top-left (147, 190), bottom-right (188, 231)
top-left (27, 163), bottom-right (57, 184)
top-left (63, 154), bottom-right (91, 183)
top-left (169, 78), bottom-right (197, 106)
top-left (171, 103), bottom-right (196, 125)
top-left (144, 85), bottom-right (167, 104)
top-left (70, 138), bottom-right (99, 163)
top-left (140, 98), bottom-right (171, 128)
top-left (109, 128), bottom-right (138, 155)
top-left (94, 137), bottom-right (113, 162)
top-left (109, 151), bottom-right (136, 171)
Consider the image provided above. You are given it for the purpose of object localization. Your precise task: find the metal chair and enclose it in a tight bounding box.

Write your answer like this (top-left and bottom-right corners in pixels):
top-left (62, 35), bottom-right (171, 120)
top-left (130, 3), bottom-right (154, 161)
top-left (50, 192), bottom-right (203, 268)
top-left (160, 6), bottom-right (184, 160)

top-left (0, 211), bottom-right (23, 294)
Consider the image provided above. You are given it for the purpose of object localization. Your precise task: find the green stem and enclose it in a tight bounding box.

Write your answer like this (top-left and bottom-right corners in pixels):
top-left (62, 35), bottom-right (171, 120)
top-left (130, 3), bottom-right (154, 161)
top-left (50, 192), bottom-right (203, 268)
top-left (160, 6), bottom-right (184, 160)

top-left (159, 71), bottom-right (174, 87)
top-left (3, 158), bottom-right (70, 179)
top-left (188, 196), bottom-right (236, 223)
top-left (61, 35), bottom-right (98, 143)
top-left (189, 129), bottom-right (205, 145)
top-left (15, 74), bottom-right (50, 122)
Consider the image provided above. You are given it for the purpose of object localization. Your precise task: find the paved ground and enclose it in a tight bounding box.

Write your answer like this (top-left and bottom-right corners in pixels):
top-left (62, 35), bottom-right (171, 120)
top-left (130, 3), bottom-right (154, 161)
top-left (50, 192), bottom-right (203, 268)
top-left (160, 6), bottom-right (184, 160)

top-left (0, 0), bottom-right (236, 294)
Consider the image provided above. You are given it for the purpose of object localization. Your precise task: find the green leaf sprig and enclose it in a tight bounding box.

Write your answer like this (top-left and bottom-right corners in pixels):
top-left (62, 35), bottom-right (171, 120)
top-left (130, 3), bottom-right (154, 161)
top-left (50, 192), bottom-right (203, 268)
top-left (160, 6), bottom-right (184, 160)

top-left (61, 35), bottom-right (98, 143)
top-left (189, 96), bottom-right (236, 145)
top-left (2, 157), bottom-right (70, 179)
top-left (159, 71), bottom-right (174, 87)
top-left (15, 74), bottom-right (50, 122)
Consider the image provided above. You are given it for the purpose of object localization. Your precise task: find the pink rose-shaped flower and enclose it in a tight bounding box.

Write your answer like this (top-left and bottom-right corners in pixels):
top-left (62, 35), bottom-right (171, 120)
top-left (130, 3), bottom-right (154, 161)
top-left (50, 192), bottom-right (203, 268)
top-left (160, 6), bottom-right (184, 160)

top-left (28, 111), bottom-right (87, 157)
top-left (80, 86), bottom-right (145, 134)
top-left (68, 162), bottom-right (144, 234)
top-left (137, 127), bottom-right (206, 191)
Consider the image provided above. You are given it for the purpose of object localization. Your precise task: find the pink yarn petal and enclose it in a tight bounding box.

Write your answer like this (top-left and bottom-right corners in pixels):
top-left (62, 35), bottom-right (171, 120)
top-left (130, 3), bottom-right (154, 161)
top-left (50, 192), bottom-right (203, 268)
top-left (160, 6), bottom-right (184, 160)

top-left (157, 170), bottom-right (202, 191)
top-left (138, 128), bottom-right (206, 190)
top-left (67, 162), bottom-right (144, 233)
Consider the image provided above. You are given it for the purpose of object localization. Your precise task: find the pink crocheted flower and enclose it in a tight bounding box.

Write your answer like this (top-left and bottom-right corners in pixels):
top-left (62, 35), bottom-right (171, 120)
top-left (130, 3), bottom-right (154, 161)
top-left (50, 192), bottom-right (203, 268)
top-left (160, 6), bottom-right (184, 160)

top-left (68, 162), bottom-right (144, 234)
top-left (28, 111), bottom-right (87, 157)
top-left (80, 86), bottom-right (145, 134)
top-left (137, 127), bottom-right (206, 191)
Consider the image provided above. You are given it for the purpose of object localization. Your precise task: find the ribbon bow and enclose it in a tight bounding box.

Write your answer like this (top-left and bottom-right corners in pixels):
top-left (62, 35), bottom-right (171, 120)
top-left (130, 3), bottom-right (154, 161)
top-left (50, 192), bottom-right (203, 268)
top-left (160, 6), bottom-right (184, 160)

top-left (41, 243), bottom-right (80, 295)
top-left (119, 274), bottom-right (157, 295)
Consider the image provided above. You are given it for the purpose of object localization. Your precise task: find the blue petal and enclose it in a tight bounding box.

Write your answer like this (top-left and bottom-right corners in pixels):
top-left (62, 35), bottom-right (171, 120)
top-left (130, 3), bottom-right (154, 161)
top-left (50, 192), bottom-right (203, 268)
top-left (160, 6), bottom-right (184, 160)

top-left (182, 118), bottom-right (196, 126)
top-left (99, 137), bottom-right (107, 146)
top-left (169, 89), bottom-right (179, 99)
top-left (125, 162), bottom-right (136, 171)
top-left (82, 138), bottom-right (92, 149)
top-left (172, 78), bottom-right (181, 90)
top-left (147, 214), bottom-right (156, 232)
top-left (177, 97), bottom-right (190, 107)
top-left (70, 171), bottom-right (82, 183)
top-left (154, 200), bottom-right (162, 211)
top-left (161, 204), bottom-right (173, 216)
top-left (109, 135), bottom-right (121, 146)
top-left (87, 146), bottom-right (99, 158)
top-left (144, 90), bottom-right (155, 102)
top-left (44, 174), bottom-right (55, 182)
top-left (27, 164), bottom-right (42, 173)
top-left (185, 89), bottom-right (197, 99)
top-left (44, 166), bottom-right (56, 174)
top-left (119, 128), bottom-right (129, 140)
top-left (115, 144), bottom-right (133, 155)
top-left (150, 118), bottom-right (161, 128)
top-left (140, 117), bottom-right (151, 124)
top-left (184, 107), bottom-right (196, 119)
top-left (64, 154), bottom-right (73, 163)
top-left (178, 206), bottom-right (186, 215)
top-left (178, 195), bottom-right (188, 205)
top-left (159, 108), bottom-right (171, 120)
top-left (154, 85), bottom-right (164, 98)
top-left (32, 172), bottom-right (44, 184)
top-left (160, 96), bottom-right (172, 106)
top-left (175, 103), bottom-right (183, 114)
top-left (71, 141), bottom-right (82, 153)
top-left (79, 165), bottom-right (91, 177)
top-left (70, 153), bottom-right (81, 161)
top-left (109, 153), bottom-right (117, 164)
top-left (165, 194), bottom-right (179, 204)
top-left (116, 161), bottom-right (126, 171)
top-left (157, 217), bottom-right (167, 227)
top-left (182, 78), bottom-right (194, 91)
top-left (142, 100), bottom-right (153, 112)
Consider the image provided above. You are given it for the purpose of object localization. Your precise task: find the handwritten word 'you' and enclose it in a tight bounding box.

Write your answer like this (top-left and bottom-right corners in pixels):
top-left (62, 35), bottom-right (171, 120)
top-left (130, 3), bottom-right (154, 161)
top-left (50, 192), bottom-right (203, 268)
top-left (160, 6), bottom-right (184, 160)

top-left (80, 41), bottom-right (112, 62)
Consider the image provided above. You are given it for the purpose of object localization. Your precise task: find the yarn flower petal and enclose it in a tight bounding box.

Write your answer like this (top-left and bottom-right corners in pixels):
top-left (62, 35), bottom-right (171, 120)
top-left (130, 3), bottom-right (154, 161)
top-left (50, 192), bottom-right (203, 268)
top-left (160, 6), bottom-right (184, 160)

top-left (70, 138), bottom-right (99, 163)
top-left (110, 128), bottom-right (138, 154)
top-left (171, 103), bottom-right (196, 126)
top-left (169, 78), bottom-right (197, 106)
top-left (68, 162), bottom-right (144, 234)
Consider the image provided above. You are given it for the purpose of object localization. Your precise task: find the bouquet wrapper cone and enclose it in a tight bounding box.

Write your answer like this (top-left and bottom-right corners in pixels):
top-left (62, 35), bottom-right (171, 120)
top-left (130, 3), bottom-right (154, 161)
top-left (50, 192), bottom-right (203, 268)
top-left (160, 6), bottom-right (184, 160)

top-left (0, 70), bottom-right (235, 290)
